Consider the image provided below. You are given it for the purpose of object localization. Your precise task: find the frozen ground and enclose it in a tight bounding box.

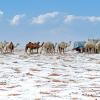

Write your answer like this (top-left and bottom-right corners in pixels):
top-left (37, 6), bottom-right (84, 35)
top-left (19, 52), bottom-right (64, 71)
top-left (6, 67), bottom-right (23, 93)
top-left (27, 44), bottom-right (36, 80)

top-left (0, 49), bottom-right (100, 100)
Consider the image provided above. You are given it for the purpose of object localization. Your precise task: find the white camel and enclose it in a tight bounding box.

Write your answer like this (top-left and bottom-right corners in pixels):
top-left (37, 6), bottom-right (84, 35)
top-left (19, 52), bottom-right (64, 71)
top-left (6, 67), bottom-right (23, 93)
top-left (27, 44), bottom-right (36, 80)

top-left (95, 41), bottom-right (100, 53)
top-left (40, 42), bottom-right (57, 54)
top-left (84, 41), bottom-right (95, 53)
top-left (57, 41), bottom-right (71, 54)
top-left (4, 42), bottom-right (19, 53)
top-left (0, 42), bottom-right (4, 54)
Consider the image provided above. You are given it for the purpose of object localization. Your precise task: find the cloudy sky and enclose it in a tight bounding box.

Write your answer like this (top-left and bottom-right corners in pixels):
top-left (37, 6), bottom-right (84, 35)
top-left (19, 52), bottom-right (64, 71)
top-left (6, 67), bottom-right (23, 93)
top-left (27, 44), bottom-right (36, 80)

top-left (0, 0), bottom-right (100, 44)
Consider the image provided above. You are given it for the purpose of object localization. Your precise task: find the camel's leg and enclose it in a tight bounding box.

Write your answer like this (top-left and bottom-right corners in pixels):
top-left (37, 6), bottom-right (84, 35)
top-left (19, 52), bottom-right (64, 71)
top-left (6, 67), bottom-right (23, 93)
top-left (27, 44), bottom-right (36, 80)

top-left (80, 48), bottom-right (83, 53)
top-left (96, 49), bottom-right (98, 53)
top-left (98, 48), bottom-right (100, 53)
top-left (88, 48), bottom-right (90, 53)
top-left (63, 48), bottom-right (64, 54)
top-left (37, 48), bottom-right (38, 53)
top-left (59, 48), bottom-right (60, 54)
top-left (87, 48), bottom-right (88, 53)
top-left (86, 48), bottom-right (89, 53)
top-left (30, 49), bottom-right (32, 54)
top-left (45, 48), bottom-right (47, 54)
top-left (61, 48), bottom-right (63, 54)
top-left (49, 48), bottom-right (51, 54)
top-left (5, 47), bottom-right (8, 53)
top-left (58, 48), bottom-right (60, 54)
top-left (87, 48), bottom-right (89, 53)
top-left (40, 48), bottom-right (43, 54)
top-left (99, 49), bottom-right (100, 53)
top-left (51, 48), bottom-right (53, 54)
top-left (60, 48), bottom-right (62, 54)
top-left (25, 47), bottom-right (27, 54)
top-left (85, 48), bottom-right (87, 53)
top-left (50, 48), bottom-right (52, 54)
top-left (93, 48), bottom-right (95, 53)
top-left (10, 49), bottom-right (12, 53)
top-left (29, 49), bottom-right (31, 54)
top-left (91, 48), bottom-right (94, 53)
top-left (12, 49), bottom-right (14, 53)
top-left (0, 49), bottom-right (1, 54)
top-left (52, 48), bottom-right (54, 54)
top-left (31, 49), bottom-right (33, 54)
top-left (10, 48), bottom-right (13, 53)
top-left (92, 48), bottom-right (94, 53)
top-left (90, 48), bottom-right (92, 54)
top-left (91, 48), bottom-right (92, 53)
top-left (53, 48), bottom-right (55, 54)
top-left (59, 47), bottom-right (61, 54)
top-left (1, 48), bottom-right (3, 54)
top-left (89, 48), bottom-right (90, 53)
top-left (57, 48), bottom-right (59, 53)
top-left (47, 48), bottom-right (49, 54)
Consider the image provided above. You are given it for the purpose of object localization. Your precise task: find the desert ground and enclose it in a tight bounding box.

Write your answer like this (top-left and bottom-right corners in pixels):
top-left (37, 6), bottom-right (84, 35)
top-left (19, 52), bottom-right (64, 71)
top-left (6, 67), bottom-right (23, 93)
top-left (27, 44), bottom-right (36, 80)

top-left (0, 49), bottom-right (100, 100)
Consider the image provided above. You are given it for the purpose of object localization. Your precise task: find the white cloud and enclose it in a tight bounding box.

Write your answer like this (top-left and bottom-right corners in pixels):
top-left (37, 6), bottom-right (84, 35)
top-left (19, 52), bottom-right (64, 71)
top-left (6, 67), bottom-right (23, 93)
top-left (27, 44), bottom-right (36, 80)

top-left (0, 10), bottom-right (4, 16)
top-left (86, 16), bottom-right (100, 22)
top-left (64, 15), bottom-right (78, 22)
top-left (10, 14), bottom-right (25, 26)
top-left (64, 14), bottom-right (100, 23)
top-left (32, 12), bottom-right (59, 24)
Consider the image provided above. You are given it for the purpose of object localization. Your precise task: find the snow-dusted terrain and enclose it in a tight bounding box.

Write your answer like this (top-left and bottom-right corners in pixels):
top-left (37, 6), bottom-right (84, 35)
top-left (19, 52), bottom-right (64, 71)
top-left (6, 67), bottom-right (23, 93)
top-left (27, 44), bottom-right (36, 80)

top-left (0, 49), bottom-right (100, 100)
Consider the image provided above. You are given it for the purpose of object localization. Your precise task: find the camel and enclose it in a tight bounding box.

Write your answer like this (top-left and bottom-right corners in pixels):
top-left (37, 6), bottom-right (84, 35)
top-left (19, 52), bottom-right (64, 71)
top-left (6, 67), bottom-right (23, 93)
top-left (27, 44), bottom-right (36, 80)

top-left (57, 41), bottom-right (71, 54)
top-left (84, 41), bottom-right (95, 53)
top-left (0, 42), bottom-right (4, 54)
top-left (95, 41), bottom-right (100, 53)
top-left (40, 42), bottom-right (57, 54)
top-left (4, 41), bottom-right (14, 53)
top-left (3, 41), bottom-right (19, 53)
top-left (25, 42), bottom-right (44, 54)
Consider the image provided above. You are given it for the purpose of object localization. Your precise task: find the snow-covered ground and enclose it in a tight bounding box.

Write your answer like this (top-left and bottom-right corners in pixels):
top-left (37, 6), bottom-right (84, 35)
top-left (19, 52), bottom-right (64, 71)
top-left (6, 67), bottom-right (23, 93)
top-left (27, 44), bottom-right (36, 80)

top-left (0, 49), bottom-right (100, 100)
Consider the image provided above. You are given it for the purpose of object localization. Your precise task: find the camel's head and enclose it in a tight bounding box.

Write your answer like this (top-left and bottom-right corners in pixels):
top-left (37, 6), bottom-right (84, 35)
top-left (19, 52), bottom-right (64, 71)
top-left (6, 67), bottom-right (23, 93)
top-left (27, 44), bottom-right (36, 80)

top-left (42, 42), bottom-right (44, 45)
top-left (10, 41), bottom-right (13, 45)
top-left (37, 41), bottom-right (40, 45)
top-left (29, 42), bottom-right (32, 44)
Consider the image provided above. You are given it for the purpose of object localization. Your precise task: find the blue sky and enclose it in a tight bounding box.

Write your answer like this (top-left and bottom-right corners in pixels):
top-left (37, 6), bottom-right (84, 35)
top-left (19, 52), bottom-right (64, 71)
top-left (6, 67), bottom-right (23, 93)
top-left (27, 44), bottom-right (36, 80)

top-left (0, 0), bottom-right (100, 44)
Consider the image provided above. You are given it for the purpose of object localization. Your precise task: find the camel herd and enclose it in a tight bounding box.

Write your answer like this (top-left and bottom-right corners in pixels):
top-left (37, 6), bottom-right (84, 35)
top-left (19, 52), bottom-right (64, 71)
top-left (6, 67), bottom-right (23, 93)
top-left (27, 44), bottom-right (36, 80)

top-left (0, 41), bottom-right (71, 54)
top-left (25, 41), bottom-right (71, 54)
top-left (74, 39), bottom-right (100, 53)
top-left (25, 40), bottom-right (100, 54)
top-left (0, 41), bottom-right (19, 54)
top-left (84, 40), bottom-right (100, 53)
top-left (0, 40), bottom-right (100, 54)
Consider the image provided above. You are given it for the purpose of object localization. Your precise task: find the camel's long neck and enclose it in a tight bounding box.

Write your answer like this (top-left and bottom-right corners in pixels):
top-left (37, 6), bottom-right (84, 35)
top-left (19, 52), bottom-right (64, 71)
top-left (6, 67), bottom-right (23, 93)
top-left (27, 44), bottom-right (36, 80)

top-left (55, 43), bottom-right (57, 47)
top-left (3, 41), bottom-right (8, 47)
top-left (14, 43), bottom-right (19, 48)
top-left (68, 41), bottom-right (71, 47)
top-left (41, 42), bottom-right (44, 47)
top-left (54, 43), bottom-right (57, 48)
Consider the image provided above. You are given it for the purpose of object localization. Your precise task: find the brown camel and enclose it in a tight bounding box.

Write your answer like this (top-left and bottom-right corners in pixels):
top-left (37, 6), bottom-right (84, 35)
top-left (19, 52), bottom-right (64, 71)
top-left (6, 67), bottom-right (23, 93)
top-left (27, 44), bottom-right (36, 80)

top-left (25, 42), bottom-right (44, 54)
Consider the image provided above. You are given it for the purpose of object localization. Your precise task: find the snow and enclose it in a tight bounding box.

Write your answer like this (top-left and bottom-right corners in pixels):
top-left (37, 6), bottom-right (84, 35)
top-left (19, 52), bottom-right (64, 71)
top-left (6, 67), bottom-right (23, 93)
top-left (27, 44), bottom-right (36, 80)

top-left (0, 49), bottom-right (100, 100)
